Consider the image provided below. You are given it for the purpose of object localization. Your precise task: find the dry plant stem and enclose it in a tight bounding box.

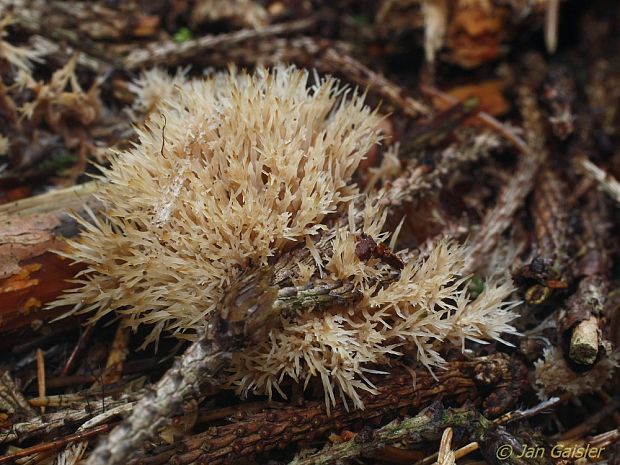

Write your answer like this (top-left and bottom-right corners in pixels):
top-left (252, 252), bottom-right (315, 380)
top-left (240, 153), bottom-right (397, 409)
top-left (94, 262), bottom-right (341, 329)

top-left (413, 441), bottom-right (479, 465)
top-left (436, 427), bottom-right (455, 465)
top-left (129, 354), bottom-right (526, 465)
top-left (124, 17), bottom-right (318, 69)
top-left (61, 325), bottom-right (95, 375)
top-left (587, 427), bottom-right (620, 450)
top-left (463, 84), bottom-right (546, 273)
top-left (85, 336), bottom-right (226, 465)
top-left (545, 0), bottom-right (560, 53)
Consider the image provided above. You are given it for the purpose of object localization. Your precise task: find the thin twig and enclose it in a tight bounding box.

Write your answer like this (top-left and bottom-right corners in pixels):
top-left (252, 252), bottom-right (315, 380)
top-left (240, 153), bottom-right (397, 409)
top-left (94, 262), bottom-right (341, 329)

top-left (61, 325), bottom-right (95, 376)
top-left (420, 85), bottom-right (531, 157)
top-left (124, 16), bottom-right (319, 69)
top-left (36, 348), bottom-right (46, 415)
top-left (580, 158), bottom-right (620, 204)
top-left (85, 335), bottom-right (226, 465)
top-left (0, 425), bottom-right (110, 464)
top-left (463, 84), bottom-right (546, 274)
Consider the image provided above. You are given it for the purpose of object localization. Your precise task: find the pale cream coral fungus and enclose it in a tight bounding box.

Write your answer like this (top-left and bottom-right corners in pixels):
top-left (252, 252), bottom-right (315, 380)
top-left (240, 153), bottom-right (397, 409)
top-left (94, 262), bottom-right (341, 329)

top-left (55, 65), bottom-right (520, 408)
top-left (126, 67), bottom-right (190, 119)
top-left (230, 238), bottom-right (519, 409)
top-left (54, 65), bottom-right (382, 343)
top-left (17, 55), bottom-right (101, 127)
top-left (0, 15), bottom-right (45, 72)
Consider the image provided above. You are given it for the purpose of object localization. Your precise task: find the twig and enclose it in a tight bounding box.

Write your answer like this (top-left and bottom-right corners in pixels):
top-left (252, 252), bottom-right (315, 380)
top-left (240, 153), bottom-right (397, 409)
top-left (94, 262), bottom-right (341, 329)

top-left (316, 47), bottom-right (429, 116)
top-left (494, 396), bottom-right (563, 426)
top-left (372, 129), bottom-right (500, 212)
top-left (0, 370), bottom-right (36, 418)
top-left (85, 335), bottom-right (226, 465)
top-left (436, 428), bottom-right (456, 465)
top-left (0, 181), bottom-right (100, 217)
top-left (520, 165), bottom-right (573, 302)
top-left (557, 189), bottom-right (611, 364)
top-left (413, 440), bottom-right (479, 465)
top-left (0, 424), bottom-right (110, 464)
top-left (286, 403), bottom-right (488, 465)
top-left (0, 391), bottom-right (142, 445)
top-left (98, 323), bottom-right (131, 386)
top-left (36, 348), bottom-right (46, 415)
top-left (580, 159), bottom-right (620, 204)
top-left (61, 325), bottom-right (95, 375)
top-left (124, 16), bottom-right (319, 69)
top-left (420, 85), bottom-right (531, 157)
top-left (463, 84), bottom-right (546, 274)
top-left (560, 398), bottom-right (620, 440)
top-left (229, 38), bottom-right (430, 117)
top-left (570, 316), bottom-right (600, 365)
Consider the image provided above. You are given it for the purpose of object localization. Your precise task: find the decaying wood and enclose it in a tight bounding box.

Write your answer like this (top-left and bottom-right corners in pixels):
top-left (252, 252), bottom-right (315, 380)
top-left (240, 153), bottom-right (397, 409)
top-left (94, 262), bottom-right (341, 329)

top-left (0, 424), bottom-right (111, 464)
top-left (557, 190), bottom-right (612, 366)
top-left (0, 390), bottom-right (143, 445)
top-left (285, 398), bottom-right (556, 465)
top-left (126, 354), bottom-right (526, 465)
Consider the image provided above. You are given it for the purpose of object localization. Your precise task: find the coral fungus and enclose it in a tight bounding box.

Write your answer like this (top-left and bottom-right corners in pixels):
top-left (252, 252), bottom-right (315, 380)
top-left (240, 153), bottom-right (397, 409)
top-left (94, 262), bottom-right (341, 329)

top-left (55, 65), bottom-right (519, 408)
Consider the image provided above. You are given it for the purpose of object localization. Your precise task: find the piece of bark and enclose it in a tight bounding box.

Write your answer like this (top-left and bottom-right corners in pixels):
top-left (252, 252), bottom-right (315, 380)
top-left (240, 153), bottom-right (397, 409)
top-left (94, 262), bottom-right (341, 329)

top-left (0, 214), bottom-right (61, 279)
top-left (0, 182), bottom-right (99, 339)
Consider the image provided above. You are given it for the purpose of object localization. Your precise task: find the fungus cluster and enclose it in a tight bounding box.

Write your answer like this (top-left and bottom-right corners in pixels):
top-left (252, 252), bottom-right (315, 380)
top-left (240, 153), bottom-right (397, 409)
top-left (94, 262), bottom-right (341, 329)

top-left (55, 65), bottom-right (519, 409)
